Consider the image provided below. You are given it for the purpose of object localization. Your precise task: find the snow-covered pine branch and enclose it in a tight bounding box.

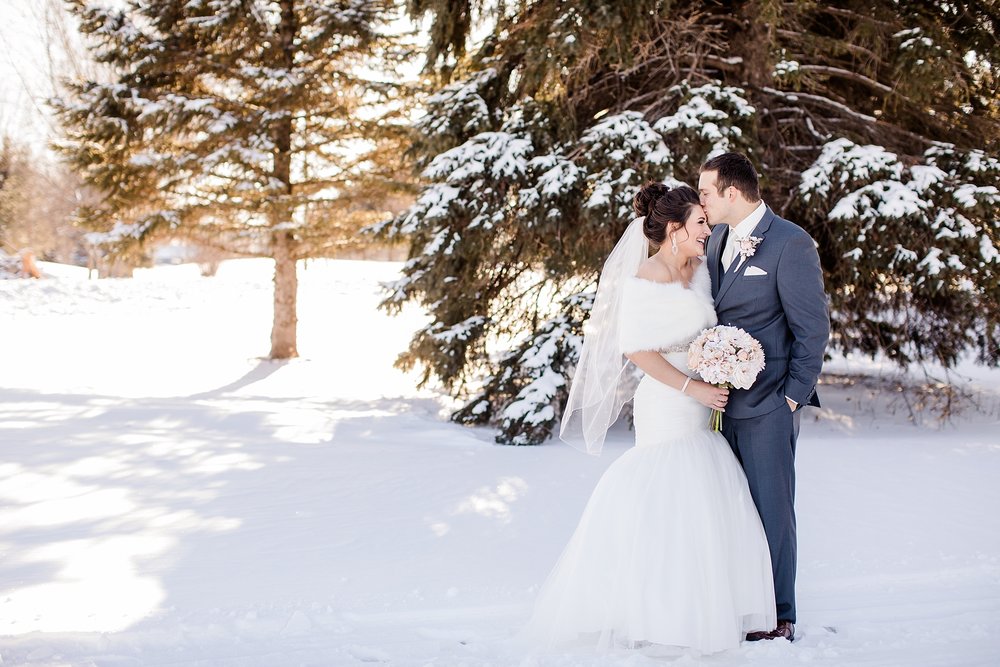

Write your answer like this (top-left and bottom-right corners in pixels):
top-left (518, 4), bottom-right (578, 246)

top-left (382, 73), bottom-right (757, 443)
top-left (796, 138), bottom-right (1000, 364)
top-left (390, 0), bottom-right (999, 445)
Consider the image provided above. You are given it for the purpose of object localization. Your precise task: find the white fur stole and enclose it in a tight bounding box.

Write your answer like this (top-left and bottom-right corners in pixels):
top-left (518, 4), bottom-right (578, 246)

top-left (618, 263), bottom-right (717, 354)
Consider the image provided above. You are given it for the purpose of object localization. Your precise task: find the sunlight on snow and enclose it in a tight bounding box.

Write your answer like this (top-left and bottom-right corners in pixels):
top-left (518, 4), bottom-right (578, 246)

top-left (0, 468), bottom-right (170, 633)
top-left (0, 476), bottom-right (135, 526)
top-left (455, 476), bottom-right (529, 523)
top-left (263, 408), bottom-right (340, 445)
top-left (0, 535), bottom-right (170, 633)
top-left (0, 434), bottom-right (248, 633)
top-left (0, 460), bottom-right (243, 633)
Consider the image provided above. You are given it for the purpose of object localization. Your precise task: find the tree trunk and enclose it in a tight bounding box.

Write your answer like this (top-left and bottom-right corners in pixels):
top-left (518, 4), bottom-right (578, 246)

top-left (270, 230), bottom-right (298, 359)
top-left (269, 0), bottom-right (298, 360)
top-left (728, 0), bottom-right (774, 91)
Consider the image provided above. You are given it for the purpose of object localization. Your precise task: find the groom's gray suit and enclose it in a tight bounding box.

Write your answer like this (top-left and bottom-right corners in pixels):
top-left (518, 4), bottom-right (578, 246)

top-left (707, 206), bottom-right (829, 624)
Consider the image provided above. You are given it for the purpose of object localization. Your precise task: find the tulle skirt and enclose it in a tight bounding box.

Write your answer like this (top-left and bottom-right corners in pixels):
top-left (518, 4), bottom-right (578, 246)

top-left (524, 372), bottom-right (776, 654)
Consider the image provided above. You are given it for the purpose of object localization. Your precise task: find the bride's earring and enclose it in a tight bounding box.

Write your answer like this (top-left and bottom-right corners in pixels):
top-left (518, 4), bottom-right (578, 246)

top-left (670, 235), bottom-right (678, 255)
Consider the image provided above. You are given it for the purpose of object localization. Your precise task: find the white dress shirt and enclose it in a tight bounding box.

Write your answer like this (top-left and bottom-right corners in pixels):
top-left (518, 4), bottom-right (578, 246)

top-left (722, 200), bottom-right (767, 271)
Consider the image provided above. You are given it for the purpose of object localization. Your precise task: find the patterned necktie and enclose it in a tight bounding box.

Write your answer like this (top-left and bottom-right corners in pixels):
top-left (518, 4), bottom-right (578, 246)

top-left (722, 232), bottom-right (739, 271)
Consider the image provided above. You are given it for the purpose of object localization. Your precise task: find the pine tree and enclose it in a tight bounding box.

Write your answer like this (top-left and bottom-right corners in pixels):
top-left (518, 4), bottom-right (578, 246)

top-left (383, 0), bottom-right (1000, 444)
top-left (54, 0), bottom-right (414, 358)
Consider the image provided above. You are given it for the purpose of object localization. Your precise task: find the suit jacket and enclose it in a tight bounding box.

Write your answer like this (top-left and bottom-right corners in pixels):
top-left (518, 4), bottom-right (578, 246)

top-left (707, 206), bottom-right (830, 419)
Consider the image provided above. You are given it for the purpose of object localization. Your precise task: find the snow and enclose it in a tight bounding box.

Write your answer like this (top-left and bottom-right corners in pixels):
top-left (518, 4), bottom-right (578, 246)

top-left (773, 59), bottom-right (800, 77)
top-left (981, 235), bottom-right (999, 263)
top-left (530, 155), bottom-right (583, 197)
top-left (799, 139), bottom-right (902, 201)
top-left (918, 247), bottom-right (945, 276)
top-left (583, 112), bottom-right (670, 166)
top-left (500, 324), bottom-right (574, 426)
top-left (656, 95), bottom-right (722, 131)
top-left (35, 261), bottom-right (91, 280)
top-left (800, 139), bottom-right (997, 284)
top-left (893, 245), bottom-right (918, 263)
top-left (1, 259), bottom-right (1000, 665)
top-left (953, 184), bottom-right (1000, 209)
top-left (402, 184), bottom-right (462, 231)
top-left (963, 149), bottom-right (1000, 174)
top-left (422, 132), bottom-right (532, 183)
top-left (828, 180), bottom-right (928, 221)
top-left (430, 316), bottom-right (486, 343)
top-left (654, 82), bottom-right (754, 159)
top-left (418, 69), bottom-right (496, 138)
top-left (584, 180), bottom-right (613, 209)
top-left (907, 164), bottom-right (947, 193)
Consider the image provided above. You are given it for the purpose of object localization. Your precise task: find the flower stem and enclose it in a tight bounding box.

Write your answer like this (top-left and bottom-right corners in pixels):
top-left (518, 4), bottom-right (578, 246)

top-left (709, 408), bottom-right (722, 431)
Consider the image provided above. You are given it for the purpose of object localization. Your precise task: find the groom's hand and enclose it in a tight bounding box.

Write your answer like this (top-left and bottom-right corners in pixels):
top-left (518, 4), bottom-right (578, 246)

top-left (786, 397), bottom-right (798, 412)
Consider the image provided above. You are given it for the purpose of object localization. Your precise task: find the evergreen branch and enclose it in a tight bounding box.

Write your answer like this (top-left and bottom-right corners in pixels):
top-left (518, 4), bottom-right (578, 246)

top-left (796, 64), bottom-right (895, 96)
top-left (762, 86), bottom-right (881, 126)
top-left (775, 29), bottom-right (882, 63)
top-left (811, 5), bottom-right (900, 30)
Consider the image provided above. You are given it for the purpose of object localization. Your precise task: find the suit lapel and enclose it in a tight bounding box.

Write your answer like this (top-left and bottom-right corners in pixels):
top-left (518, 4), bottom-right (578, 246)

top-left (714, 248), bottom-right (745, 306)
top-left (714, 206), bottom-right (776, 308)
top-left (707, 225), bottom-right (728, 298)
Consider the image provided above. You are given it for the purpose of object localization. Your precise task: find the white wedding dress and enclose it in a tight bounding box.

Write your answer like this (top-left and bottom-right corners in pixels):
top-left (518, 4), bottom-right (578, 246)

top-left (524, 263), bottom-right (776, 654)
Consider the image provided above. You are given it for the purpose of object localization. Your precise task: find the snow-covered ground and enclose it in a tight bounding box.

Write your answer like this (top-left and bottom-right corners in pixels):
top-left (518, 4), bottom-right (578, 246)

top-left (1, 259), bottom-right (999, 666)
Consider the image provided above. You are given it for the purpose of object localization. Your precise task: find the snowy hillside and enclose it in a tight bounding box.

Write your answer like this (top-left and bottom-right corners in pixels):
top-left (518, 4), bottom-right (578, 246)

top-left (1, 259), bottom-right (999, 666)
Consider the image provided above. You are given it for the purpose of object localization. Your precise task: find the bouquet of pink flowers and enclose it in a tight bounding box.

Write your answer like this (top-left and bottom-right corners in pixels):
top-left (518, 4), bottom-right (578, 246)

top-left (687, 325), bottom-right (766, 431)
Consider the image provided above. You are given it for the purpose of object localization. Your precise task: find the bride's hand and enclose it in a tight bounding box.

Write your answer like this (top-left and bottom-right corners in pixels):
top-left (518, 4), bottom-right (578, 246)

top-left (688, 380), bottom-right (729, 411)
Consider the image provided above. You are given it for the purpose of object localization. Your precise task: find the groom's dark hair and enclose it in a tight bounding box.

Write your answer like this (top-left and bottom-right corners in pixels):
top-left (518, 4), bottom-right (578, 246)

top-left (701, 152), bottom-right (760, 202)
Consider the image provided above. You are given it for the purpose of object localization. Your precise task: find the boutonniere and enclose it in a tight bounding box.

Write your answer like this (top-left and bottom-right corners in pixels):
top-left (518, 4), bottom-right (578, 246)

top-left (736, 235), bottom-right (763, 262)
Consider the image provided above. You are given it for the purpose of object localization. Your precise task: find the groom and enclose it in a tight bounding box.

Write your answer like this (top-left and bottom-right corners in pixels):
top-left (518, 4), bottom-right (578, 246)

top-left (699, 153), bottom-right (829, 642)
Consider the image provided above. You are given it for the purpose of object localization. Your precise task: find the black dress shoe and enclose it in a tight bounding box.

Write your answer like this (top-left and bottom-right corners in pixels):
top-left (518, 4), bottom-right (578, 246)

top-left (745, 620), bottom-right (795, 642)
top-left (770, 620), bottom-right (795, 641)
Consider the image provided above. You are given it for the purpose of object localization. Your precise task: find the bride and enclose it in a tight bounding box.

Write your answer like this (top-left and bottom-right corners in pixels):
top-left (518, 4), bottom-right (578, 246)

top-left (523, 182), bottom-right (776, 654)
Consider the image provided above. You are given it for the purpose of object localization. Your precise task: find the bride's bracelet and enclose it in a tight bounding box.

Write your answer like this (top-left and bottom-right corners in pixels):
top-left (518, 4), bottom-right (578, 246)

top-left (681, 377), bottom-right (692, 394)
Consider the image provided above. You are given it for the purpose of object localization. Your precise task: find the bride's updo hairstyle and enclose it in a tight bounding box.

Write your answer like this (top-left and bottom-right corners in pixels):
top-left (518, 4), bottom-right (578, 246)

top-left (632, 181), bottom-right (701, 246)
